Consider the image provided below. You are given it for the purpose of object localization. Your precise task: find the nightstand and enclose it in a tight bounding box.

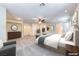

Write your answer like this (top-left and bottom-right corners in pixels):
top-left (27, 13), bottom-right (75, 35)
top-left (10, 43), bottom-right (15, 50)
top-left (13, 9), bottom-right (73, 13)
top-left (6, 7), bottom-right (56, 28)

top-left (65, 44), bottom-right (79, 56)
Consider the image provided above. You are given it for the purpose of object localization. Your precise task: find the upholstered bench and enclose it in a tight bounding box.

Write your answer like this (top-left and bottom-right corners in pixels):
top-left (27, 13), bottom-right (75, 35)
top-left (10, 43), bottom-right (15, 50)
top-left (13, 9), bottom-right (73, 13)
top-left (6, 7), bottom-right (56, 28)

top-left (0, 41), bottom-right (16, 56)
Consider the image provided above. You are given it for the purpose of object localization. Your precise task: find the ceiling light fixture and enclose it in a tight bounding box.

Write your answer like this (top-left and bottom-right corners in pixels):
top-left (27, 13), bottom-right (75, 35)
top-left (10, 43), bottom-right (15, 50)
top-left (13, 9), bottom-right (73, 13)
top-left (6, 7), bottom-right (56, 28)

top-left (40, 3), bottom-right (45, 6)
top-left (16, 17), bottom-right (21, 20)
top-left (38, 21), bottom-right (41, 24)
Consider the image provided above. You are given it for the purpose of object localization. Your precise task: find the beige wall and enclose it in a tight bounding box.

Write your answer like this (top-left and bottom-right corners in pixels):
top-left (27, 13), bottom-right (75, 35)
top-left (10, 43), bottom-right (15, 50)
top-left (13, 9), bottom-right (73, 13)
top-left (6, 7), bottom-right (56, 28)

top-left (7, 22), bottom-right (22, 32)
top-left (76, 5), bottom-right (79, 26)
top-left (6, 11), bottom-right (51, 37)
top-left (24, 22), bottom-right (51, 36)
top-left (7, 11), bottom-right (23, 32)
top-left (24, 23), bottom-right (33, 36)
top-left (32, 22), bottom-right (51, 35)
top-left (56, 23), bottom-right (63, 34)
top-left (72, 6), bottom-right (79, 46)
top-left (6, 20), bottom-right (53, 37)
top-left (6, 19), bottom-right (24, 38)
top-left (32, 23), bottom-right (39, 35)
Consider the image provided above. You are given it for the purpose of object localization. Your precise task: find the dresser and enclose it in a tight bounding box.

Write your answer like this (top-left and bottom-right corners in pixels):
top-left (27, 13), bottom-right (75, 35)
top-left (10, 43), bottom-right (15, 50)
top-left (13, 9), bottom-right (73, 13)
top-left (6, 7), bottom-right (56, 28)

top-left (8, 32), bottom-right (21, 40)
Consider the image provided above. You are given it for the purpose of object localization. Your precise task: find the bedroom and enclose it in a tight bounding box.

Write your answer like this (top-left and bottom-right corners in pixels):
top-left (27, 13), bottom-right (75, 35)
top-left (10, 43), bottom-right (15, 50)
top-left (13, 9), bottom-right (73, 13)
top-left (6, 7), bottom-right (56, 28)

top-left (0, 3), bottom-right (79, 56)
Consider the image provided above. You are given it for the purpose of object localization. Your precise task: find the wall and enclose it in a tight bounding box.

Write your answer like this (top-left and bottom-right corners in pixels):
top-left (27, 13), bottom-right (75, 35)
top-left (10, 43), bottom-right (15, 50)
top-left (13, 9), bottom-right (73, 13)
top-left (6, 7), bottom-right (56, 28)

top-left (6, 20), bottom-right (23, 38)
top-left (7, 22), bottom-right (22, 32)
top-left (73, 6), bottom-right (79, 46)
top-left (55, 23), bottom-right (63, 34)
top-left (6, 10), bottom-right (24, 38)
top-left (76, 5), bottom-right (79, 26)
top-left (55, 22), bottom-right (71, 34)
top-left (24, 22), bottom-right (50, 36)
top-left (63, 22), bottom-right (71, 32)
top-left (32, 22), bottom-right (51, 36)
top-left (24, 23), bottom-right (33, 36)
top-left (0, 6), bottom-right (7, 42)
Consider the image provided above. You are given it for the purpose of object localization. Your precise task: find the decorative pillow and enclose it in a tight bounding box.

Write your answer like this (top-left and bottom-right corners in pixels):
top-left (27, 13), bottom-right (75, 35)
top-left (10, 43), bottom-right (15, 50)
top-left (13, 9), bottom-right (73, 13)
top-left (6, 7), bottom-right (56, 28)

top-left (0, 40), bottom-right (3, 49)
top-left (64, 31), bottom-right (73, 41)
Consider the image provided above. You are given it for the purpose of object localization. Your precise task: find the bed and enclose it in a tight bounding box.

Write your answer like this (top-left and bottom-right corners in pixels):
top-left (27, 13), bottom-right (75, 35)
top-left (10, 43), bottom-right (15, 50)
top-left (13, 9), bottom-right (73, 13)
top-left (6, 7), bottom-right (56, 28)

top-left (35, 31), bottom-right (75, 49)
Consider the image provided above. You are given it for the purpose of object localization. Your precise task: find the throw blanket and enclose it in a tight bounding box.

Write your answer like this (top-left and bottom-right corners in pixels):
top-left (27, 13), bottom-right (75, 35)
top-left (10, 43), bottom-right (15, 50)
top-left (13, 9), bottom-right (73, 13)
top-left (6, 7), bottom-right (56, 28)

top-left (44, 34), bottom-right (61, 49)
top-left (38, 37), bottom-right (46, 46)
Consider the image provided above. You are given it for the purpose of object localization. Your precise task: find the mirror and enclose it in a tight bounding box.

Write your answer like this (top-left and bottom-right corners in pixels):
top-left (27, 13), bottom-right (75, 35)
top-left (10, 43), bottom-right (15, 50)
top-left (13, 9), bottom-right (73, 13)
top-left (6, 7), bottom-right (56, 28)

top-left (11, 25), bottom-right (18, 31)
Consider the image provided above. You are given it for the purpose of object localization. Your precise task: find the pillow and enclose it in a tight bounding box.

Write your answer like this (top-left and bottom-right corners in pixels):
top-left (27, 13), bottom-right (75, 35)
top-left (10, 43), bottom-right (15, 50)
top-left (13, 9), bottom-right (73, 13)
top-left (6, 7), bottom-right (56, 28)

top-left (64, 31), bottom-right (73, 41)
top-left (0, 40), bottom-right (3, 49)
top-left (61, 33), bottom-right (66, 38)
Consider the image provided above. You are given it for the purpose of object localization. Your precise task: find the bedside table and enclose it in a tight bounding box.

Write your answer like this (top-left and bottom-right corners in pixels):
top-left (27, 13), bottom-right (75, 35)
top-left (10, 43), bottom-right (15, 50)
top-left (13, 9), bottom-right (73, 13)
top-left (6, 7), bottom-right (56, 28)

top-left (65, 44), bottom-right (79, 56)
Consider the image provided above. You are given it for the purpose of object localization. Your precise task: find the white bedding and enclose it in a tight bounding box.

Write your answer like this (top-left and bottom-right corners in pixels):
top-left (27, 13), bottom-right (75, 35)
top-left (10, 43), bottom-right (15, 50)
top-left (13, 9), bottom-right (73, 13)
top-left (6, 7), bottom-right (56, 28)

top-left (43, 31), bottom-right (74, 48)
top-left (44, 34), bottom-right (61, 49)
top-left (36, 31), bottom-right (75, 49)
top-left (59, 38), bottom-right (75, 47)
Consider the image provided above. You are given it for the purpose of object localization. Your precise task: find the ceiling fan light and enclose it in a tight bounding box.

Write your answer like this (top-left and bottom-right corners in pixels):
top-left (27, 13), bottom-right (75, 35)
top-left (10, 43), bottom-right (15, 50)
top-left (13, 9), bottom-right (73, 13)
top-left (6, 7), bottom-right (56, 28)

top-left (38, 21), bottom-right (41, 24)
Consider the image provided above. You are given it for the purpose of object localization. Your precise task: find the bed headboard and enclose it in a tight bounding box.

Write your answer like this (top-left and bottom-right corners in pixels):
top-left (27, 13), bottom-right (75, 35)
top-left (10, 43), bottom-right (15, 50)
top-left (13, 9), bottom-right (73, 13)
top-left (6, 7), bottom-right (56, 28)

top-left (73, 30), bottom-right (79, 47)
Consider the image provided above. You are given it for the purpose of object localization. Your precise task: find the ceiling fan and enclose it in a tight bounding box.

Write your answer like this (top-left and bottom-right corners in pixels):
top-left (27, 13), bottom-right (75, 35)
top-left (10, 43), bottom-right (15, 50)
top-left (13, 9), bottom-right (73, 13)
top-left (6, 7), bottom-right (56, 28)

top-left (33, 17), bottom-right (47, 23)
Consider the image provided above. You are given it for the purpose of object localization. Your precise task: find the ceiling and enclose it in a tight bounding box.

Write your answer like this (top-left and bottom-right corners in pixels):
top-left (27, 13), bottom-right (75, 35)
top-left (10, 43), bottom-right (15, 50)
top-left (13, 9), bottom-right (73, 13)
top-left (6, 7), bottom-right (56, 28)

top-left (2, 3), bottom-right (78, 24)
